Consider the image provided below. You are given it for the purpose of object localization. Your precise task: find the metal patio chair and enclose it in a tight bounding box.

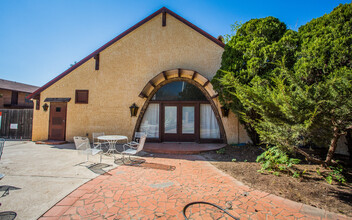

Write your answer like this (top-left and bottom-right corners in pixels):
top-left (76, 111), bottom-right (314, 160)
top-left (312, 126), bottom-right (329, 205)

top-left (0, 211), bottom-right (17, 220)
top-left (121, 134), bottom-right (147, 165)
top-left (133, 132), bottom-right (147, 143)
top-left (74, 136), bottom-right (103, 165)
top-left (92, 132), bottom-right (107, 150)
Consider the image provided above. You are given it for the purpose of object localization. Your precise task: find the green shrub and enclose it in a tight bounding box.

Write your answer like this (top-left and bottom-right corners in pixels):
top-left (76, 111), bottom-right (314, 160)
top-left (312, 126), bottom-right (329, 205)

top-left (256, 146), bottom-right (300, 176)
top-left (317, 165), bottom-right (346, 184)
top-left (216, 148), bottom-right (226, 154)
top-left (326, 165), bottom-right (346, 184)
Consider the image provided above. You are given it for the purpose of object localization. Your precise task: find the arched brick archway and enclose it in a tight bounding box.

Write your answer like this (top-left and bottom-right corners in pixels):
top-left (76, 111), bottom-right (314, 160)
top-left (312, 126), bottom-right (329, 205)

top-left (133, 69), bottom-right (227, 143)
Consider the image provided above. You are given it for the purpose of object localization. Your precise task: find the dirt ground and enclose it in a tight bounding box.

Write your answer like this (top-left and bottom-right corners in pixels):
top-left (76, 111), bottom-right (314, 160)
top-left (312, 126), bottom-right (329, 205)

top-left (201, 145), bottom-right (352, 217)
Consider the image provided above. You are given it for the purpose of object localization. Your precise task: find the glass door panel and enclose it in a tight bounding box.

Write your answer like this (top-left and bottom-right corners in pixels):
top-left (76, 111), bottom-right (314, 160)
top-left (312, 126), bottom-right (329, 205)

top-left (182, 106), bottom-right (195, 134)
top-left (164, 106), bottom-right (177, 134)
top-left (140, 103), bottom-right (159, 138)
top-left (200, 104), bottom-right (220, 139)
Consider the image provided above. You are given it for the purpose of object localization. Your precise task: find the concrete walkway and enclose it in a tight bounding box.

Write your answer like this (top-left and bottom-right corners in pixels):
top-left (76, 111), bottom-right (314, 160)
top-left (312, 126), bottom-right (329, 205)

top-left (38, 155), bottom-right (350, 220)
top-left (0, 141), bottom-right (117, 220)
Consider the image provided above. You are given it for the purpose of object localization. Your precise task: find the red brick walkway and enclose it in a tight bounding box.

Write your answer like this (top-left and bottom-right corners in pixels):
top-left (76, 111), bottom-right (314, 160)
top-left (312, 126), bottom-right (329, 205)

top-left (39, 155), bottom-right (350, 220)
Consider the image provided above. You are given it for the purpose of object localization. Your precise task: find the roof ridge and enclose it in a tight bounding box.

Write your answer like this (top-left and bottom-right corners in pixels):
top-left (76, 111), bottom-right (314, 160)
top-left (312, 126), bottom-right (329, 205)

top-left (28, 7), bottom-right (224, 99)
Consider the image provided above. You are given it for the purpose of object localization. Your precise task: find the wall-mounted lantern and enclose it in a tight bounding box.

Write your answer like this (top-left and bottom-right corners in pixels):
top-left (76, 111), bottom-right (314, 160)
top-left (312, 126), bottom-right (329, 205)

top-left (220, 106), bottom-right (229, 117)
top-left (42, 103), bottom-right (49, 112)
top-left (129, 103), bottom-right (139, 117)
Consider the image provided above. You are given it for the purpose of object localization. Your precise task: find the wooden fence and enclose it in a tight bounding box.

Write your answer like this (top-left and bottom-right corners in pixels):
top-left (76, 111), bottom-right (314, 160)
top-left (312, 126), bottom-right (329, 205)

top-left (0, 109), bottom-right (33, 140)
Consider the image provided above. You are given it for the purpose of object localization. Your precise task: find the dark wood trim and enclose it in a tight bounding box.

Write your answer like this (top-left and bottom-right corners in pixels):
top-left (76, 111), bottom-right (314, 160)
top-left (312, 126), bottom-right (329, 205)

top-left (27, 7), bottom-right (224, 100)
top-left (75, 90), bottom-right (89, 104)
top-left (163, 71), bottom-right (168, 80)
top-left (138, 92), bottom-right (148, 99)
top-left (139, 69), bottom-right (218, 100)
top-left (166, 8), bottom-right (225, 47)
top-left (145, 138), bottom-right (161, 143)
top-left (35, 95), bottom-right (40, 110)
top-left (211, 94), bottom-right (219, 99)
top-left (199, 138), bottom-right (224, 143)
top-left (192, 71), bottom-right (197, 80)
top-left (94, 53), bottom-right (99, 70)
top-left (149, 80), bottom-right (156, 88)
top-left (11, 91), bottom-right (18, 105)
top-left (149, 100), bottom-right (209, 104)
top-left (44, 98), bottom-right (71, 102)
top-left (203, 80), bottom-right (210, 87)
top-left (162, 11), bottom-right (166, 26)
top-left (158, 103), bottom-right (163, 142)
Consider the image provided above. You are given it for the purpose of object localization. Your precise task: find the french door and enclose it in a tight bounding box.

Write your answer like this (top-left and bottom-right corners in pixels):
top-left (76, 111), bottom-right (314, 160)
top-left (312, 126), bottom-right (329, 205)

top-left (162, 103), bottom-right (198, 142)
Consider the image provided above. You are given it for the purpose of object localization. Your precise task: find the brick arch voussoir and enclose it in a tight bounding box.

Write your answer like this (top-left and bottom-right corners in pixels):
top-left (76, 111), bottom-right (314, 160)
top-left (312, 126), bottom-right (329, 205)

top-left (133, 75), bottom-right (227, 143)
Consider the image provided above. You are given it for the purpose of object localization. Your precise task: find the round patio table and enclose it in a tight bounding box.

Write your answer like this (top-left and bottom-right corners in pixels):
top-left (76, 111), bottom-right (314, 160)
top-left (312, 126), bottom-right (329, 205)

top-left (97, 135), bottom-right (128, 158)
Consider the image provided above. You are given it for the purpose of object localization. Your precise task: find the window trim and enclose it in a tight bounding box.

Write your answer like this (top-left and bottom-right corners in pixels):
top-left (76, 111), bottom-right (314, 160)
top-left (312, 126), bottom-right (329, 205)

top-left (75, 90), bottom-right (89, 104)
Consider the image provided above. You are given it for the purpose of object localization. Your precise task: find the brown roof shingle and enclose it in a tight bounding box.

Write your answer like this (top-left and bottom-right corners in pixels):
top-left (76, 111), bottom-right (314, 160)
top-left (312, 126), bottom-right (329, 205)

top-left (0, 79), bottom-right (39, 93)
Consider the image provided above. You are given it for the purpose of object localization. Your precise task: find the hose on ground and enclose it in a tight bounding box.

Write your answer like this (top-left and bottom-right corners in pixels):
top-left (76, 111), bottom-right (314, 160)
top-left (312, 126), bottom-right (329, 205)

top-left (183, 201), bottom-right (239, 220)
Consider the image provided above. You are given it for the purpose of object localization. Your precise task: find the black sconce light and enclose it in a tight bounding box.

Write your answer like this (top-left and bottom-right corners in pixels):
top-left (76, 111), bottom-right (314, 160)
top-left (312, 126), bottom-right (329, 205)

top-left (42, 103), bottom-right (49, 112)
top-left (220, 106), bottom-right (229, 117)
top-left (129, 103), bottom-right (139, 117)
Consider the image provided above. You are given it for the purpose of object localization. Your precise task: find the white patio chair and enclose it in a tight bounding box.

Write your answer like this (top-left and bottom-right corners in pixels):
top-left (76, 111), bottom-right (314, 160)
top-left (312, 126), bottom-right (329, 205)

top-left (0, 139), bottom-right (5, 180)
top-left (133, 132), bottom-right (147, 143)
top-left (121, 134), bottom-right (147, 165)
top-left (74, 136), bottom-right (103, 165)
top-left (92, 132), bottom-right (107, 150)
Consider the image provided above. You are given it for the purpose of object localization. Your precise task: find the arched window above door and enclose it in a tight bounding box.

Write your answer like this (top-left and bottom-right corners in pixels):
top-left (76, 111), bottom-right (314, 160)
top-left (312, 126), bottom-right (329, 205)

top-left (151, 81), bottom-right (207, 101)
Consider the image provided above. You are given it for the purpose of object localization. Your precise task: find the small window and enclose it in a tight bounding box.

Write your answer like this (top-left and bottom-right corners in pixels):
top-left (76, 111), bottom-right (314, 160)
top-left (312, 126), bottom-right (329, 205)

top-left (75, 90), bottom-right (89, 104)
top-left (56, 107), bottom-right (61, 112)
top-left (25, 93), bottom-right (33, 103)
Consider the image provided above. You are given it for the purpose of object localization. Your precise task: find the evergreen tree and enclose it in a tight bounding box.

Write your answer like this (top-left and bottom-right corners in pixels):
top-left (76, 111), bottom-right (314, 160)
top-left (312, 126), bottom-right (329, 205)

top-left (212, 17), bottom-right (299, 145)
top-left (214, 3), bottom-right (352, 165)
top-left (295, 3), bottom-right (352, 163)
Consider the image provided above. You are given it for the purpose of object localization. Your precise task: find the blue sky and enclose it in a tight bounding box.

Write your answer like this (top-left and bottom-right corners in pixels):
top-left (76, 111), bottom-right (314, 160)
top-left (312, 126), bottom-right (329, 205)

top-left (0, 0), bottom-right (350, 87)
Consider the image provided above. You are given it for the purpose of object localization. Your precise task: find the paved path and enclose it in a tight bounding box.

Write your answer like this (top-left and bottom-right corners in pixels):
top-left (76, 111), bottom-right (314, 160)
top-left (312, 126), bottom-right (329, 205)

top-left (39, 155), bottom-right (350, 220)
top-left (0, 141), bottom-right (117, 220)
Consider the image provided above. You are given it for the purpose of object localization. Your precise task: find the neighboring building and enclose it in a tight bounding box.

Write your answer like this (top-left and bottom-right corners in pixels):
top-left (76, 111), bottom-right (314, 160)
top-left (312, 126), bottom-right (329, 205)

top-left (28, 7), bottom-right (251, 143)
top-left (0, 79), bottom-right (39, 109)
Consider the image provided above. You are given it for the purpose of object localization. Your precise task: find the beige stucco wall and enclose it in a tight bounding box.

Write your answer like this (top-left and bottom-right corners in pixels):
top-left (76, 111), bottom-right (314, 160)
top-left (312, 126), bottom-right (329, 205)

top-left (32, 13), bottom-right (250, 144)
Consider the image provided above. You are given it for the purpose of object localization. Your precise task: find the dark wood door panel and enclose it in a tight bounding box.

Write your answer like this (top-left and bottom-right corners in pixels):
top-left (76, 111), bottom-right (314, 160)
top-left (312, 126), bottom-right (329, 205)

top-left (49, 102), bottom-right (67, 140)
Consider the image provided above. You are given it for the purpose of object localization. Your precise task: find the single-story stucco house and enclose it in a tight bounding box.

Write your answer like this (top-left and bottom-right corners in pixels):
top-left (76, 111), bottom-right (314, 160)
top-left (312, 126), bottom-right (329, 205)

top-left (27, 7), bottom-right (251, 144)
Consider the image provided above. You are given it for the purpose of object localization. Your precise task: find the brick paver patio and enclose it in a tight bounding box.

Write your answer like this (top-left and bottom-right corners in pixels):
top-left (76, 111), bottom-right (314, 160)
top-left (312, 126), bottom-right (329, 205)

top-left (39, 155), bottom-right (350, 220)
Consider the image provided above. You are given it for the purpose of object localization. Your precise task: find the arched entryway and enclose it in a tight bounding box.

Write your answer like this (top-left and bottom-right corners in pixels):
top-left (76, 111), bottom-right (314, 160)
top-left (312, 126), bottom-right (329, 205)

top-left (134, 69), bottom-right (226, 143)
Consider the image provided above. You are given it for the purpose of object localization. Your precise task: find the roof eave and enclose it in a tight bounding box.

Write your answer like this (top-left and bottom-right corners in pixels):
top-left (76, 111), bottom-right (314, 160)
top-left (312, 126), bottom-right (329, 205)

top-left (27, 7), bottom-right (224, 99)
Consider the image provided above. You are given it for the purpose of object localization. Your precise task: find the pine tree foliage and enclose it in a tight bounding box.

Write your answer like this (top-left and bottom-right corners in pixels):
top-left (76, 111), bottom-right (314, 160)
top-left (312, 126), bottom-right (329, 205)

top-left (213, 3), bottom-right (352, 164)
top-left (295, 3), bottom-right (352, 163)
top-left (212, 17), bottom-right (299, 145)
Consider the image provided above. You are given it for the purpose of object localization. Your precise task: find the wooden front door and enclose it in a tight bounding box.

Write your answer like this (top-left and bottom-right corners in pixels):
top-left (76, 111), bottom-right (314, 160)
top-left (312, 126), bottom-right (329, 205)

top-left (162, 103), bottom-right (198, 142)
top-left (48, 102), bottom-right (67, 140)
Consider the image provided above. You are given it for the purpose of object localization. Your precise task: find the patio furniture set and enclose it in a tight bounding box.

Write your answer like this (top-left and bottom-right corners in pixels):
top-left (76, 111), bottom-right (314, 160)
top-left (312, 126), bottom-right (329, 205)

top-left (73, 132), bottom-right (147, 165)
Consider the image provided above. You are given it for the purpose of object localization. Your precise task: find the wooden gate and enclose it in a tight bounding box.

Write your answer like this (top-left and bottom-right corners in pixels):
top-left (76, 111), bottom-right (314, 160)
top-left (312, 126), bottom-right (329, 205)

top-left (0, 109), bottom-right (33, 139)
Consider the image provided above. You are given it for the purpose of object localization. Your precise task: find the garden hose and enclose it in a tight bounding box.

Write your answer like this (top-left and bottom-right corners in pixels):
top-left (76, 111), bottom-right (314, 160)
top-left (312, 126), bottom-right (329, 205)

top-left (183, 201), bottom-right (239, 220)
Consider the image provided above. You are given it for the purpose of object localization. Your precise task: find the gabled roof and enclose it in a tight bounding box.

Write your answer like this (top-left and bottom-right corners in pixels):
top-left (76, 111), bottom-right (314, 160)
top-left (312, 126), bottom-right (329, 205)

top-left (0, 79), bottom-right (39, 93)
top-left (28, 7), bottom-right (225, 99)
